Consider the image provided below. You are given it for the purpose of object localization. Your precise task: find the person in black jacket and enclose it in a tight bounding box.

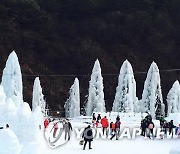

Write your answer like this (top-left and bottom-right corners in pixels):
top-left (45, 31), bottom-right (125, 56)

top-left (92, 113), bottom-right (96, 121)
top-left (168, 120), bottom-right (176, 138)
top-left (82, 125), bottom-right (93, 150)
top-left (140, 119), bottom-right (147, 136)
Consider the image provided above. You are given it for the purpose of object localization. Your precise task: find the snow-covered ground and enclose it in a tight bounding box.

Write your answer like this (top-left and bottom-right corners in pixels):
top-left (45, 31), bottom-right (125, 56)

top-left (1, 113), bottom-right (180, 154)
top-left (42, 137), bottom-right (180, 154)
top-left (41, 119), bottom-right (180, 154)
top-left (40, 116), bottom-right (180, 154)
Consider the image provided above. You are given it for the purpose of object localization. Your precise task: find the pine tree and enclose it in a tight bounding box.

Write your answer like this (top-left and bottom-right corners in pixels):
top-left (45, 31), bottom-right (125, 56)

top-left (167, 80), bottom-right (180, 116)
top-left (64, 78), bottom-right (80, 118)
top-left (32, 77), bottom-right (46, 116)
top-left (1, 51), bottom-right (23, 106)
top-left (141, 62), bottom-right (164, 119)
top-left (112, 60), bottom-right (138, 113)
top-left (85, 59), bottom-right (106, 116)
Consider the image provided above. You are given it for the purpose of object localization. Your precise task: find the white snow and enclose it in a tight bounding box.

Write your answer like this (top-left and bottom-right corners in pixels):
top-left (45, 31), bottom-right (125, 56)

top-left (0, 128), bottom-right (21, 154)
top-left (1, 111), bottom-right (180, 154)
top-left (1, 51), bottom-right (23, 106)
top-left (64, 78), bottom-right (80, 118)
top-left (86, 59), bottom-right (106, 116)
top-left (169, 146), bottom-right (180, 154)
top-left (40, 118), bottom-right (180, 154)
top-left (32, 77), bottom-right (46, 116)
top-left (20, 142), bottom-right (41, 154)
top-left (112, 60), bottom-right (138, 113)
top-left (167, 80), bottom-right (180, 116)
top-left (140, 62), bottom-right (165, 119)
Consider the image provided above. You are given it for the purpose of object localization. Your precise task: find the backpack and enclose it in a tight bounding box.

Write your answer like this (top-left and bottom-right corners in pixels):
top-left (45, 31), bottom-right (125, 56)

top-left (112, 123), bottom-right (115, 130)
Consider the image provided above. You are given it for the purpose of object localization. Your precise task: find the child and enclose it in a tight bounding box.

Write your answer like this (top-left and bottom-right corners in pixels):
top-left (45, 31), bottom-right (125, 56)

top-left (110, 122), bottom-right (115, 135)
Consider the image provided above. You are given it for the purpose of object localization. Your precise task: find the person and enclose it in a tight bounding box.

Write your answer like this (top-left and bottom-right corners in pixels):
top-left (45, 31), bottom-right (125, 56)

top-left (82, 125), bottom-right (93, 150)
top-left (140, 118), bottom-right (147, 136)
top-left (163, 121), bottom-right (169, 136)
top-left (101, 116), bottom-right (109, 137)
top-left (63, 120), bottom-right (72, 140)
top-left (44, 118), bottom-right (49, 129)
top-left (92, 113), bottom-right (96, 121)
top-left (110, 122), bottom-right (115, 135)
top-left (116, 115), bottom-right (120, 121)
top-left (97, 114), bottom-right (101, 122)
top-left (168, 120), bottom-right (176, 138)
top-left (92, 113), bottom-right (96, 128)
top-left (115, 118), bottom-right (121, 139)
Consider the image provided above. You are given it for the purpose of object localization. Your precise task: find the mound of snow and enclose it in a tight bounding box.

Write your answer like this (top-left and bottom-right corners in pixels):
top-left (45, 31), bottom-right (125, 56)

top-left (17, 102), bottom-right (31, 118)
top-left (0, 128), bottom-right (20, 154)
top-left (31, 106), bottom-right (43, 126)
top-left (4, 98), bottom-right (18, 115)
top-left (15, 102), bottom-right (32, 143)
top-left (0, 98), bottom-right (17, 131)
top-left (27, 106), bottom-right (44, 142)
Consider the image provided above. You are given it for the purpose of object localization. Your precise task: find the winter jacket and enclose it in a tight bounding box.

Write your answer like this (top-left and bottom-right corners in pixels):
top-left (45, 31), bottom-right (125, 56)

top-left (141, 119), bottom-right (147, 129)
top-left (101, 118), bottom-right (109, 128)
top-left (112, 123), bottom-right (116, 130)
top-left (97, 115), bottom-right (101, 121)
top-left (110, 122), bottom-right (116, 129)
top-left (68, 122), bottom-right (73, 130)
top-left (160, 117), bottom-right (165, 126)
top-left (92, 114), bottom-right (96, 121)
top-left (115, 120), bottom-right (121, 129)
top-left (168, 121), bottom-right (176, 130)
top-left (63, 122), bottom-right (72, 132)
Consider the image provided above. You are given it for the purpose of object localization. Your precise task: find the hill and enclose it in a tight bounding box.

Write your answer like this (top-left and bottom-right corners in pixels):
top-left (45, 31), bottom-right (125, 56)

top-left (1, 0), bottom-right (180, 114)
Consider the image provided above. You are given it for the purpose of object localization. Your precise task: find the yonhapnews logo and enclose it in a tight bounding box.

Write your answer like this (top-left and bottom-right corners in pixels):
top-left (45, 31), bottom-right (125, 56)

top-left (44, 122), bottom-right (178, 149)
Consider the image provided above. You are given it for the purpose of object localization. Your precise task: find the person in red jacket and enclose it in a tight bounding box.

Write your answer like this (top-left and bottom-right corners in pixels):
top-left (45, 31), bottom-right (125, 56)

top-left (101, 116), bottom-right (109, 137)
top-left (44, 118), bottom-right (49, 129)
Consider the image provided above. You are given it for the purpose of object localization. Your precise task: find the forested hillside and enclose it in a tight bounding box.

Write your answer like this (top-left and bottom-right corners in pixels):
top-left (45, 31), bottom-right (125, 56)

top-left (1, 0), bottom-right (180, 114)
